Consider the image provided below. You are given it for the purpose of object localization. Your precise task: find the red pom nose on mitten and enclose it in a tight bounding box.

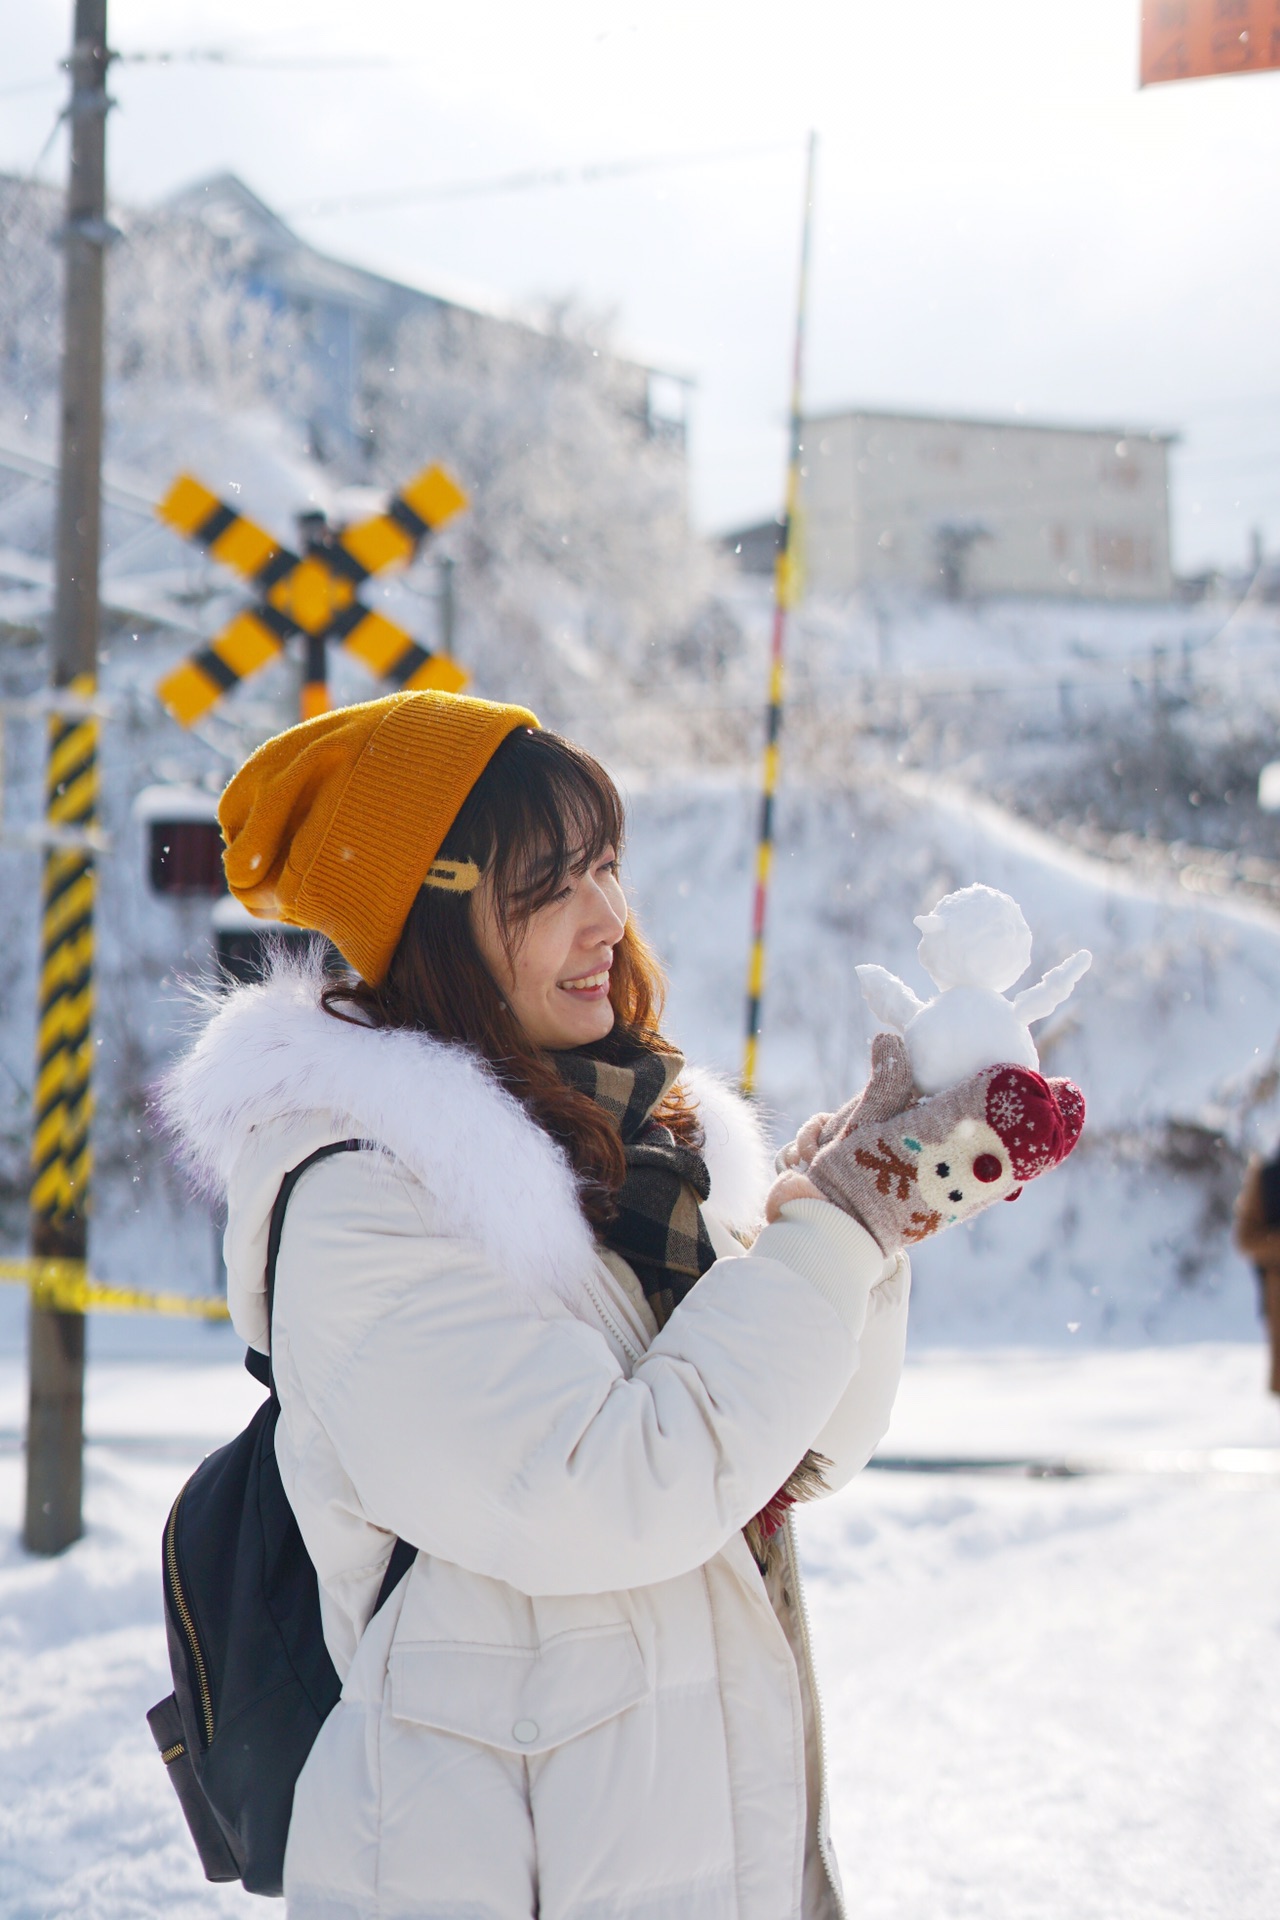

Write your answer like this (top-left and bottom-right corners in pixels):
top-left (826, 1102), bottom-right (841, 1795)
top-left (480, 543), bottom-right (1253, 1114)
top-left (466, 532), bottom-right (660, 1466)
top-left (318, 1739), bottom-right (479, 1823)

top-left (768, 1033), bottom-right (1085, 1255)
top-left (977, 1065), bottom-right (1082, 1184)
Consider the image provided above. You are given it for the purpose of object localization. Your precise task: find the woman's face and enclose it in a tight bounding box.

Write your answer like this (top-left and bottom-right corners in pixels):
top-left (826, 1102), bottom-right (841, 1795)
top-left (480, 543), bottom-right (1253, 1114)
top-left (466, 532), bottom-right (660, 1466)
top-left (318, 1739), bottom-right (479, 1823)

top-left (471, 847), bottom-right (628, 1049)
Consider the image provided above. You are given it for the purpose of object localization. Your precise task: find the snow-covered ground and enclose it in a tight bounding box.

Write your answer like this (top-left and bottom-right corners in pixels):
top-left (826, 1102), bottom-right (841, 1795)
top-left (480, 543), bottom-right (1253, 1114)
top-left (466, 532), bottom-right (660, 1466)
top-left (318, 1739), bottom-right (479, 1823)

top-left (813, 1343), bottom-right (1280, 1920)
top-left (0, 1336), bottom-right (1275, 1919)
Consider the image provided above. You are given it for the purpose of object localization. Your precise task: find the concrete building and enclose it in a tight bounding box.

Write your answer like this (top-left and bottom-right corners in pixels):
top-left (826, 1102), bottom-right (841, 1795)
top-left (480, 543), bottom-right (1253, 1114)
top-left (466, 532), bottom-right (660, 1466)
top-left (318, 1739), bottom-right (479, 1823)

top-left (777, 407), bottom-right (1175, 602)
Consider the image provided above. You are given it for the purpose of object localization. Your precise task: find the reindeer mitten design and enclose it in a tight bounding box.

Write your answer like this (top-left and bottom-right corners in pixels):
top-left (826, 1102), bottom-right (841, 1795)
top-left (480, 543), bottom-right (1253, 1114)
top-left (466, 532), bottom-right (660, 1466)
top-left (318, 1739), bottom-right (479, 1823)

top-left (768, 1032), bottom-right (1084, 1254)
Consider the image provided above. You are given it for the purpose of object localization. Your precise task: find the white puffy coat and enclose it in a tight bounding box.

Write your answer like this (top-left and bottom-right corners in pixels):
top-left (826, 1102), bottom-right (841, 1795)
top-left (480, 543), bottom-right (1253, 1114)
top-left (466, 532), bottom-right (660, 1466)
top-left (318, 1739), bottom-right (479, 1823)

top-left (163, 962), bottom-right (911, 1920)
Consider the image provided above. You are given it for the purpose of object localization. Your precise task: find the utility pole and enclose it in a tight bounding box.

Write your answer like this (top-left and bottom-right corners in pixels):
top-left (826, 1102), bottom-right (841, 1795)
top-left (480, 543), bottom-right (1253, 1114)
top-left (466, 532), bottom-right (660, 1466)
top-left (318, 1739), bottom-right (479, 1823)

top-left (24, 0), bottom-right (110, 1555)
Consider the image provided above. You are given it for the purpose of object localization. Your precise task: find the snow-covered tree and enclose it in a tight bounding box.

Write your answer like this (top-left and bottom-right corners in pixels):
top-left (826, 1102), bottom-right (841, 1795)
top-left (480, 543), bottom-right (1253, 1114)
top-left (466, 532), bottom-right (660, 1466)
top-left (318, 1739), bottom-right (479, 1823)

top-left (0, 170), bottom-right (717, 718)
top-left (359, 300), bottom-right (712, 715)
top-left (0, 174), bottom-right (307, 471)
top-left (104, 206), bottom-right (311, 473)
top-left (0, 176), bottom-right (64, 439)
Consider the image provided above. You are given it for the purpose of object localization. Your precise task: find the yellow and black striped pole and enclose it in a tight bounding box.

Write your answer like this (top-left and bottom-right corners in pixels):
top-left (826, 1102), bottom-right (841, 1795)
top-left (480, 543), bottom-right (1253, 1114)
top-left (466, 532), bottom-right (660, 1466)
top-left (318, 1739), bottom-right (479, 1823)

top-left (25, 677), bottom-right (100, 1555)
top-left (31, 678), bottom-right (99, 1232)
top-left (741, 132), bottom-right (817, 1098)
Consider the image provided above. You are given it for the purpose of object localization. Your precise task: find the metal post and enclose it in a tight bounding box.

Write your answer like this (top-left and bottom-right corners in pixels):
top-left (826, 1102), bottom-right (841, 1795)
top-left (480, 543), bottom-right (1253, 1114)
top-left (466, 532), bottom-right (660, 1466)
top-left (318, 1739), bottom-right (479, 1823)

top-left (740, 132), bottom-right (817, 1098)
top-left (438, 554), bottom-right (456, 662)
top-left (301, 632), bottom-right (329, 719)
top-left (24, 0), bottom-right (109, 1556)
top-left (295, 510), bottom-right (332, 719)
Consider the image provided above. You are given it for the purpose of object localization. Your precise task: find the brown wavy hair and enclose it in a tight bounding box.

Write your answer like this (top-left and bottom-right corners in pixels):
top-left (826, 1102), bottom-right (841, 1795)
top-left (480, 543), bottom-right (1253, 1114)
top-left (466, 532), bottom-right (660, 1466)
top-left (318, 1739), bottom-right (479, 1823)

top-left (321, 726), bottom-right (700, 1223)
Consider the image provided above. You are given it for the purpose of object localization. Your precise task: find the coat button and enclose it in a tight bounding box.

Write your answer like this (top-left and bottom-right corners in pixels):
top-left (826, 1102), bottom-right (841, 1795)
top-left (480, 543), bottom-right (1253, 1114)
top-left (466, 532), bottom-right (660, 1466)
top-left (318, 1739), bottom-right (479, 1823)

top-left (512, 1719), bottom-right (539, 1745)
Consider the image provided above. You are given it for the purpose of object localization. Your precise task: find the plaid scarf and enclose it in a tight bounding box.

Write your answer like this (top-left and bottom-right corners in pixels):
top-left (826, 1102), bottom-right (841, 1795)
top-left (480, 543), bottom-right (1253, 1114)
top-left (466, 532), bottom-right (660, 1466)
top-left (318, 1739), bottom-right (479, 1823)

top-left (552, 1042), bottom-right (716, 1327)
top-left (553, 1039), bottom-right (828, 1570)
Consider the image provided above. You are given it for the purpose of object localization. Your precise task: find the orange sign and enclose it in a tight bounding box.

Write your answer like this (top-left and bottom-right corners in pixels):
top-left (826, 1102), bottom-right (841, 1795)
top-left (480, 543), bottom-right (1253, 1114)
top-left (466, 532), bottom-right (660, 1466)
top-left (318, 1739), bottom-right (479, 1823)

top-left (1141, 0), bottom-right (1280, 84)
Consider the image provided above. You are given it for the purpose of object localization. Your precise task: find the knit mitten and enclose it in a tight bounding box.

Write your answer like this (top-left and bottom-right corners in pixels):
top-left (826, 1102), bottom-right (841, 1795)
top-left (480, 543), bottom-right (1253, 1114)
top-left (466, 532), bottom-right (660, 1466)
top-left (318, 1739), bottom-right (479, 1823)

top-left (767, 1032), bottom-right (1084, 1254)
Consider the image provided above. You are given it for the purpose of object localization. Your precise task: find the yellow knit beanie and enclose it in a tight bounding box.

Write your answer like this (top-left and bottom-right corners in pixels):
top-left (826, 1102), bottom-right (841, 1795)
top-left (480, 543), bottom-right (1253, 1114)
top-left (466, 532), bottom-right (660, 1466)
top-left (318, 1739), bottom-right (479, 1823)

top-left (218, 689), bottom-right (539, 984)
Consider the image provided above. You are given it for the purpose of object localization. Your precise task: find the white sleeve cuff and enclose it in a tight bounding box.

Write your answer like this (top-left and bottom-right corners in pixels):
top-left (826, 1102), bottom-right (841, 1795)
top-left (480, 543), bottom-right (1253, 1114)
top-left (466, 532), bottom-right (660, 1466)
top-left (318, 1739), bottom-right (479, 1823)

top-left (751, 1197), bottom-right (892, 1341)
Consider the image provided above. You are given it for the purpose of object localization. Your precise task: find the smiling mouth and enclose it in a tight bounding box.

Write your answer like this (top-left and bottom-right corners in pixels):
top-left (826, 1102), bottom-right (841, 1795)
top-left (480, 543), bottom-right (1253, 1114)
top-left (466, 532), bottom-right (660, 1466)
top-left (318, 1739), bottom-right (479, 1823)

top-left (559, 968), bottom-right (611, 995)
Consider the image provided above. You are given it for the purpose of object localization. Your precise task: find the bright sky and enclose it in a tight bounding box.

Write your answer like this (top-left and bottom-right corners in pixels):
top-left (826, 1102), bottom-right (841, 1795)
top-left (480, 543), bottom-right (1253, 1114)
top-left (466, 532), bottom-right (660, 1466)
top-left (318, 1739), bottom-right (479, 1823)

top-left (3, 0), bottom-right (1279, 571)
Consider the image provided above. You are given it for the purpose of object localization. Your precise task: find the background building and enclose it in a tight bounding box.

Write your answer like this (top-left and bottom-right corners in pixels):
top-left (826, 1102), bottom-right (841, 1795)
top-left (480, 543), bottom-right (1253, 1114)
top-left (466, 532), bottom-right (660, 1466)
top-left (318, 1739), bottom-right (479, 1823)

top-left (165, 173), bottom-right (691, 464)
top-left (727, 407), bottom-right (1176, 602)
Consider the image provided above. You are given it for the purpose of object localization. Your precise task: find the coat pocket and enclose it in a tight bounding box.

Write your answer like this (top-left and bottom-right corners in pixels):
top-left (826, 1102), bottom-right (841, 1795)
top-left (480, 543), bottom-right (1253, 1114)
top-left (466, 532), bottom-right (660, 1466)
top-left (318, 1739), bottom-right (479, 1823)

top-left (389, 1623), bottom-right (647, 1756)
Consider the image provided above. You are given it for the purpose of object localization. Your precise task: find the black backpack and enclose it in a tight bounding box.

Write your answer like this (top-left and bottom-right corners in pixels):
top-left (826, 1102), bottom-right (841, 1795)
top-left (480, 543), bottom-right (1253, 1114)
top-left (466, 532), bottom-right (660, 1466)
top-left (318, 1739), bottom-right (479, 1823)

top-left (147, 1140), bottom-right (416, 1896)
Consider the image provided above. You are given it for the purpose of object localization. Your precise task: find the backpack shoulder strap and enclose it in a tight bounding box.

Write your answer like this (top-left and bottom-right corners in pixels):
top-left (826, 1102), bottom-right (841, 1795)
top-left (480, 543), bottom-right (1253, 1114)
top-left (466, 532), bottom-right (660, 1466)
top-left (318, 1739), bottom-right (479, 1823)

top-left (260, 1137), bottom-right (416, 1619)
top-left (261, 1138), bottom-right (364, 1394)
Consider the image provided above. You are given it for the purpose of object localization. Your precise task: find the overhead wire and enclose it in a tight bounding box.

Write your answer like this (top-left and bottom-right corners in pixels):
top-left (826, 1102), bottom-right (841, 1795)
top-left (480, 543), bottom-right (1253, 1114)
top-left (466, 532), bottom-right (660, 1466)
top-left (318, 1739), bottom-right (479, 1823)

top-left (0, 101), bottom-right (70, 248)
top-left (288, 140), bottom-right (801, 220)
top-left (25, 107), bottom-right (67, 181)
top-left (0, 46), bottom-right (397, 103)
top-left (0, 40), bottom-right (400, 232)
top-left (0, 77), bottom-right (62, 101)
top-left (111, 48), bottom-right (397, 71)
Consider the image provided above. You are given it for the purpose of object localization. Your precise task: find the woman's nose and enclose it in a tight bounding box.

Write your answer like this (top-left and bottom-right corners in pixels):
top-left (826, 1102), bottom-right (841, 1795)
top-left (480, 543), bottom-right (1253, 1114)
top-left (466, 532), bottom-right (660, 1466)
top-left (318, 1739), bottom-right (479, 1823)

top-left (587, 874), bottom-right (627, 941)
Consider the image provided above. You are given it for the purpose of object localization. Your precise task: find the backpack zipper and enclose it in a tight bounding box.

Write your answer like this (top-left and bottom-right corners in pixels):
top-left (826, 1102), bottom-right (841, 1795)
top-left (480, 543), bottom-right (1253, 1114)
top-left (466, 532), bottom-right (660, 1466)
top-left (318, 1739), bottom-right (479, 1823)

top-left (165, 1491), bottom-right (215, 1749)
top-left (161, 1741), bottom-right (186, 1765)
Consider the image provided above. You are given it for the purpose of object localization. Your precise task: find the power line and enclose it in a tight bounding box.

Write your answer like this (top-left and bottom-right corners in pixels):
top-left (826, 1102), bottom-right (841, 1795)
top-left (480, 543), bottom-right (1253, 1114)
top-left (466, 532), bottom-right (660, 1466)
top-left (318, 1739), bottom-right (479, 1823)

top-left (288, 139), bottom-right (800, 220)
top-left (27, 107), bottom-right (67, 178)
top-left (0, 77), bottom-right (63, 101)
top-left (0, 47), bottom-right (397, 97)
top-left (112, 47), bottom-right (398, 70)
top-left (0, 106), bottom-right (70, 247)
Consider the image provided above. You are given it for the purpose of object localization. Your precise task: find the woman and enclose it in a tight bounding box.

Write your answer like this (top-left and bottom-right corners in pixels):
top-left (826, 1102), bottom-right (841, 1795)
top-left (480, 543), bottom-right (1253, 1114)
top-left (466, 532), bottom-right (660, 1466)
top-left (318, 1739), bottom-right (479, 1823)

top-left (1233, 1150), bottom-right (1280, 1395)
top-left (163, 690), bottom-right (1082, 1920)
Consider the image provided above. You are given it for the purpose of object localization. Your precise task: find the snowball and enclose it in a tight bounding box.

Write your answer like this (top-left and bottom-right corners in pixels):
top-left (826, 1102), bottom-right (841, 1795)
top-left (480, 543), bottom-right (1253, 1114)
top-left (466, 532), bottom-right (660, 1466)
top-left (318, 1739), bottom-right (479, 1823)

top-left (914, 884), bottom-right (1032, 992)
top-left (861, 883), bottom-right (1090, 1090)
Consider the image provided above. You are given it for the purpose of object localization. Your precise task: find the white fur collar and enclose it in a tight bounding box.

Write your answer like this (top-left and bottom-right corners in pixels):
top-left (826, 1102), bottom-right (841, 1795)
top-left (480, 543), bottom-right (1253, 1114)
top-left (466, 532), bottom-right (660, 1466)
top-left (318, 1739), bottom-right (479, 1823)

top-left (158, 955), bottom-right (773, 1320)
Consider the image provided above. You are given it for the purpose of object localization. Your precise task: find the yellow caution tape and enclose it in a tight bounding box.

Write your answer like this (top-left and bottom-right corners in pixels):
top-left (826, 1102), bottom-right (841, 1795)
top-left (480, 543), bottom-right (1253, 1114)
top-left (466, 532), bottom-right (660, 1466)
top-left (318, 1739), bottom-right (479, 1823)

top-left (0, 1258), bottom-right (230, 1320)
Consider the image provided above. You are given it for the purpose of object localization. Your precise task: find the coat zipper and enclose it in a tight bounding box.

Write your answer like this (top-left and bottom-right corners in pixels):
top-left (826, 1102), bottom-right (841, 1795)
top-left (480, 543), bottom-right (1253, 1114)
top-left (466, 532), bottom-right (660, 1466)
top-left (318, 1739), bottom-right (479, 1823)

top-left (165, 1491), bottom-right (215, 1749)
top-left (580, 1267), bottom-right (644, 1369)
top-left (784, 1512), bottom-right (848, 1920)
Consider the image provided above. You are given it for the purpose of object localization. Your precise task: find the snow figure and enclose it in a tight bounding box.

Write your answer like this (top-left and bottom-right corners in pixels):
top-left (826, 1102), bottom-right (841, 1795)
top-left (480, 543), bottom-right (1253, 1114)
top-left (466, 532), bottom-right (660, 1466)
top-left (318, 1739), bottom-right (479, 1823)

top-left (855, 884), bottom-right (1091, 1094)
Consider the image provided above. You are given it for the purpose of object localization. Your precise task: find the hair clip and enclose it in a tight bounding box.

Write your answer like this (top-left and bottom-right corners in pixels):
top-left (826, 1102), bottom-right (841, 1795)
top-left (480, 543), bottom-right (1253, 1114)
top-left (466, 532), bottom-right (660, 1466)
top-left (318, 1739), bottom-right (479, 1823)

top-left (422, 857), bottom-right (481, 893)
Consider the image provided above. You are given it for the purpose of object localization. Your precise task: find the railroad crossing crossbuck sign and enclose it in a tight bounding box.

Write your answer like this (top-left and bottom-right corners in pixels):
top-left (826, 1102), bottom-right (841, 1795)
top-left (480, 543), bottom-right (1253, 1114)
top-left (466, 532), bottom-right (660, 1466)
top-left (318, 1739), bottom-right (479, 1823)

top-left (155, 463), bottom-right (470, 725)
